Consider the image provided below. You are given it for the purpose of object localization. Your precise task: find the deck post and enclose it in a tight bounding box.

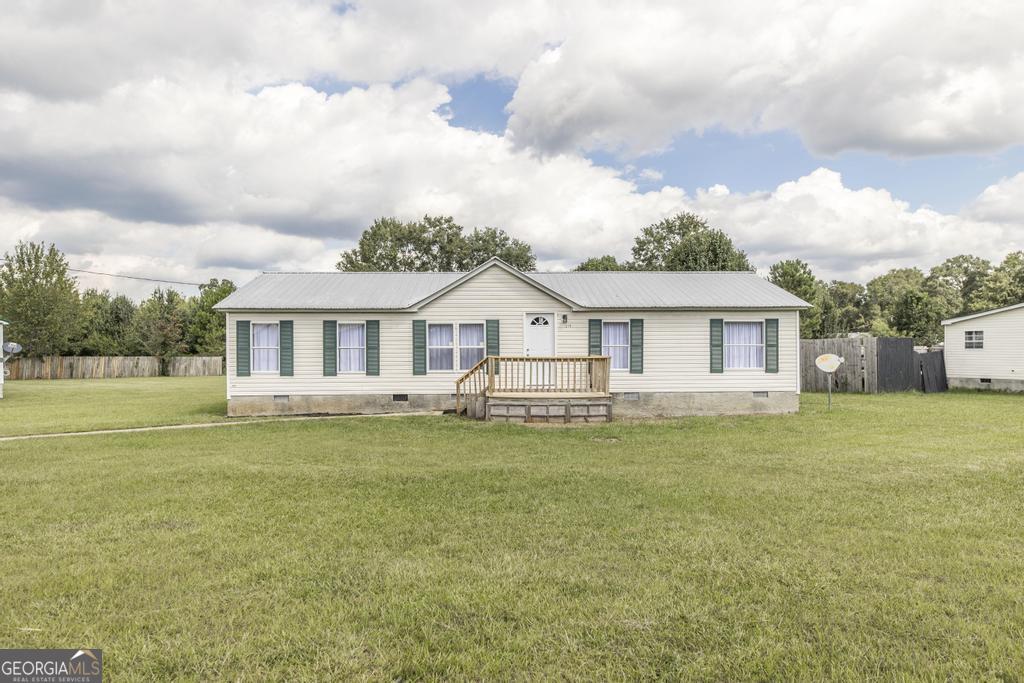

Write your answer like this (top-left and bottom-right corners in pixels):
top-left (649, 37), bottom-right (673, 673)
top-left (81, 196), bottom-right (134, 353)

top-left (487, 357), bottom-right (496, 394)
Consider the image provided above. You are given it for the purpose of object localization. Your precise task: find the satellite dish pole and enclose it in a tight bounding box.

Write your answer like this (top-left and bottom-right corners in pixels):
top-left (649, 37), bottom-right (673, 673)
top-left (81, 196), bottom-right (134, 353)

top-left (814, 353), bottom-right (845, 411)
top-left (3, 341), bottom-right (23, 378)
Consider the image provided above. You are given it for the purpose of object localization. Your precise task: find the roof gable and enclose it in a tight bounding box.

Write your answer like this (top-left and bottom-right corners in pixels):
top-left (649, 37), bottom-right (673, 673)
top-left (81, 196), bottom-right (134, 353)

top-left (941, 301), bottom-right (1024, 325)
top-left (409, 258), bottom-right (581, 310)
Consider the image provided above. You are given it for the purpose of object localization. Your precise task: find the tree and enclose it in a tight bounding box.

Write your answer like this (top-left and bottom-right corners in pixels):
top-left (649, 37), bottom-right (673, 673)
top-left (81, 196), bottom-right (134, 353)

top-left (0, 241), bottom-right (80, 357)
top-left (574, 255), bottom-right (630, 271)
top-left (336, 215), bottom-right (536, 272)
top-left (632, 213), bottom-right (751, 271)
top-left (820, 281), bottom-right (868, 336)
top-left (662, 228), bottom-right (752, 271)
top-left (865, 268), bottom-right (926, 329)
top-left (969, 251), bottom-right (1024, 311)
top-left (892, 289), bottom-right (945, 345)
top-left (926, 255), bottom-right (991, 315)
top-left (132, 288), bottom-right (187, 373)
top-left (769, 259), bottom-right (823, 337)
top-left (184, 279), bottom-right (236, 355)
top-left (461, 227), bottom-right (536, 271)
top-left (72, 289), bottom-right (137, 355)
top-left (632, 213), bottom-right (709, 269)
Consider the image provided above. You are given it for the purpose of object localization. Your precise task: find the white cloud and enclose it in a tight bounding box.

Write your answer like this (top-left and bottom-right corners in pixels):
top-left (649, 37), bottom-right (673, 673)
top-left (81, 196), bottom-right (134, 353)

top-left (506, 1), bottom-right (1024, 156)
top-left (0, 0), bottom-right (1021, 300)
top-left (682, 169), bottom-right (1022, 282)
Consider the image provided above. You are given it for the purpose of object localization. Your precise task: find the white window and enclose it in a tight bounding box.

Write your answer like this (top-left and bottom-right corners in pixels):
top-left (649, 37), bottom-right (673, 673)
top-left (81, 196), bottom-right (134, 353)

top-left (459, 323), bottom-right (485, 369)
top-left (602, 321), bottom-right (630, 370)
top-left (428, 323), bottom-right (454, 371)
top-left (724, 321), bottom-right (764, 369)
top-left (251, 323), bottom-right (280, 373)
top-left (965, 330), bottom-right (984, 349)
top-left (338, 323), bottom-right (366, 372)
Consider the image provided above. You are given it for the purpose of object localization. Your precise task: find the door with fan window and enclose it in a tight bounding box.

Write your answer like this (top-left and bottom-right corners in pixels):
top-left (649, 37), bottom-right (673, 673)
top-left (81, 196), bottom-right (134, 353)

top-left (524, 313), bottom-right (555, 387)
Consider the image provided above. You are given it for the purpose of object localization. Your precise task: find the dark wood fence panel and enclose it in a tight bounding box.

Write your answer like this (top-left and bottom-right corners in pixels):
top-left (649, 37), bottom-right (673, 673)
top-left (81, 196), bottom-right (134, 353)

top-left (801, 337), bottom-right (875, 393)
top-left (801, 337), bottom-right (946, 394)
top-left (876, 337), bottom-right (916, 392)
top-left (6, 356), bottom-right (222, 380)
top-left (919, 351), bottom-right (948, 393)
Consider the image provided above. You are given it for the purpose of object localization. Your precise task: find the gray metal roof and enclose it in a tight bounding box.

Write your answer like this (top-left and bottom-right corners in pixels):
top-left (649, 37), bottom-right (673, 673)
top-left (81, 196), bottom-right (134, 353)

top-left (215, 261), bottom-right (810, 311)
top-left (215, 272), bottom-right (463, 310)
top-left (529, 271), bottom-right (809, 309)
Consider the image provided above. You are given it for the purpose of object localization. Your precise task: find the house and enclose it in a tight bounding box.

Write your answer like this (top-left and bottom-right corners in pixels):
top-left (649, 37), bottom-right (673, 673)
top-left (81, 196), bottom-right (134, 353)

top-left (213, 258), bottom-right (810, 421)
top-left (941, 302), bottom-right (1024, 392)
top-left (0, 319), bottom-right (6, 399)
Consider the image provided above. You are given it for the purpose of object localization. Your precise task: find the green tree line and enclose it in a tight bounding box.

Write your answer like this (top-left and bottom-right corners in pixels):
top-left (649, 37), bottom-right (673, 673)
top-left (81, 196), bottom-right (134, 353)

top-left (0, 242), bottom-right (235, 364)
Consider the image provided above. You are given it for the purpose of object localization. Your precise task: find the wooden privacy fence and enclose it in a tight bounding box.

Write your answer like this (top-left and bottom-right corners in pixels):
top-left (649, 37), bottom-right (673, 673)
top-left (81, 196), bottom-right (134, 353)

top-left (5, 356), bottom-right (223, 380)
top-left (166, 356), bottom-right (224, 377)
top-left (801, 337), bottom-right (945, 393)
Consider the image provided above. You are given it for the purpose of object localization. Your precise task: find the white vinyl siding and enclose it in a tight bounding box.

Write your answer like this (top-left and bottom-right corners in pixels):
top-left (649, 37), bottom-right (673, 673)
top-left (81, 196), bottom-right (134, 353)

top-left (724, 321), bottom-right (765, 369)
top-left (225, 263), bottom-right (801, 395)
top-left (338, 323), bottom-right (366, 373)
top-left (251, 323), bottom-right (279, 373)
top-left (944, 307), bottom-right (1024, 380)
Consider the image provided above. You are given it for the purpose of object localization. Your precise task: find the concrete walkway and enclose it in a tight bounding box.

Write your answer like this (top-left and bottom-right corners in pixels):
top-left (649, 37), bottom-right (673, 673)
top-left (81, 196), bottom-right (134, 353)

top-left (0, 411), bottom-right (444, 443)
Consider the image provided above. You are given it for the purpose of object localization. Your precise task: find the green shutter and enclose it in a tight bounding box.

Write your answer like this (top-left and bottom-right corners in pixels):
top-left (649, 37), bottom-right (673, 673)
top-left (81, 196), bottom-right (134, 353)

top-left (486, 319), bottom-right (500, 374)
top-left (710, 319), bottom-right (724, 374)
top-left (366, 320), bottom-right (380, 376)
top-left (765, 318), bottom-right (779, 374)
top-left (486, 320), bottom-right (500, 357)
top-left (412, 320), bottom-right (427, 375)
top-left (629, 319), bottom-right (644, 374)
top-left (280, 320), bottom-right (294, 376)
top-left (235, 320), bottom-right (250, 377)
top-left (589, 319), bottom-right (603, 356)
top-left (323, 320), bottom-right (337, 376)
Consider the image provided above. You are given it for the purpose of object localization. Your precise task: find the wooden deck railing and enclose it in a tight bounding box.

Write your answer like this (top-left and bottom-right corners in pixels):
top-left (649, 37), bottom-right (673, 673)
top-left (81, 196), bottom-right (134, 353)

top-left (455, 355), bottom-right (610, 414)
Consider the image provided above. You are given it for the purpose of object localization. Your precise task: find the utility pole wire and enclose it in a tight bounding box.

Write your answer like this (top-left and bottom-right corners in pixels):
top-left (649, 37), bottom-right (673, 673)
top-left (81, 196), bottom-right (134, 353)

top-left (0, 259), bottom-right (206, 287)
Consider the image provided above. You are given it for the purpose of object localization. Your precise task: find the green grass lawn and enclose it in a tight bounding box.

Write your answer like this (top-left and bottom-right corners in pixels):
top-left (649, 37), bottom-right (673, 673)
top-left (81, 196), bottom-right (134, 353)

top-left (1, 389), bottom-right (1023, 679)
top-left (0, 376), bottom-right (227, 436)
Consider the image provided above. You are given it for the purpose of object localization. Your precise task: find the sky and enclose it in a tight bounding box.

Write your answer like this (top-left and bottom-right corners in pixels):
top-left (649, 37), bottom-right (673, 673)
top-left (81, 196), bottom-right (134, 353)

top-left (1, 0), bottom-right (1023, 299)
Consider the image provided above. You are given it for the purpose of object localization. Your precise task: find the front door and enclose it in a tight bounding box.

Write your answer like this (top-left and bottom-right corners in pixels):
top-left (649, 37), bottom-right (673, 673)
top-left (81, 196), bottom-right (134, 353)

top-left (524, 313), bottom-right (555, 388)
top-left (524, 313), bottom-right (555, 356)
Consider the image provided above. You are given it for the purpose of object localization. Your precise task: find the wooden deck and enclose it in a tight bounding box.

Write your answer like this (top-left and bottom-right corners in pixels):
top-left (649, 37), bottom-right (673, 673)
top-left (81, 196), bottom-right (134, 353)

top-left (455, 355), bottom-right (611, 419)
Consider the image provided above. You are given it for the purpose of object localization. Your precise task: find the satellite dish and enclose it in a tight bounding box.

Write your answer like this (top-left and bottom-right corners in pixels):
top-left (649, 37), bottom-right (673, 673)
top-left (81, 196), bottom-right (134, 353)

top-left (3, 342), bottom-right (22, 354)
top-left (815, 353), bottom-right (844, 373)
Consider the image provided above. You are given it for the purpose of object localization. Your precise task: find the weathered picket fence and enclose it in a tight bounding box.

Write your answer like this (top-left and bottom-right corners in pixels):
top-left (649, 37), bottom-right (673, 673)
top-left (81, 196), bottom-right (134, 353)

top-left (5, 356), bottom-right (222, 380)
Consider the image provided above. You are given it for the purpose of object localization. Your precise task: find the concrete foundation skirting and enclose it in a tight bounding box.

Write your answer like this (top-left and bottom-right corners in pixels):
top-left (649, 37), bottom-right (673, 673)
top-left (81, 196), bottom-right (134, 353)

top-left (229, 391), bottom-right (801, 418)
top-left (611, 391), bottom-right (799, 418)
top-left (227, 393), bottom-right (453, 417)
top-left (948, 377), bottom-right (1024, 393)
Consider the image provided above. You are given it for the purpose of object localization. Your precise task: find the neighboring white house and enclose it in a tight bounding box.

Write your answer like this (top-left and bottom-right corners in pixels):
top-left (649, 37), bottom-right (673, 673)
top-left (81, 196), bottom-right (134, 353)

top-left (213, 258), bottom-right (810, 419)
top-left (0, 319), bottom-right (6, 399)
top-left (942, 302), bottom-right (1024, 392)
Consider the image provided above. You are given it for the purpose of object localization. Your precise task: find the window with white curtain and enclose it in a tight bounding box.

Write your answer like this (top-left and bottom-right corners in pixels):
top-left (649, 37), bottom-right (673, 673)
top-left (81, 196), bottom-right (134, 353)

top-left (428, 323), bottom-right (454, 371)
top-left (964, 330), bottom-right (984, 349)
top-left (724, 321), bottom-right (764, 369)
top-left (602, 321), bottom-right (630, 370)
top-left (251, 323), bottom-right (280, 373)
top-left (338, 323), bottom-right (366, 372)
top-left (459, 323), bottom-right (485, 369)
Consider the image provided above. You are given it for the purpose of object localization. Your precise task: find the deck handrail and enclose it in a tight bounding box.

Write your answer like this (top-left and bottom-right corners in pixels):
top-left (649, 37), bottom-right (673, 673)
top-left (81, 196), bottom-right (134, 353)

top-left (455, 355), bottom-right (610, 414)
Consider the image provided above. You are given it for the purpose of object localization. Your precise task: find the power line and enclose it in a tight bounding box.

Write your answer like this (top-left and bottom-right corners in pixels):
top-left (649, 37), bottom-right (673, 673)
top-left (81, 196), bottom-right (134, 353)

top-left (67, 268), bottom-right (204, 287)
top-left (0, 259), bottom-right (205, 287)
